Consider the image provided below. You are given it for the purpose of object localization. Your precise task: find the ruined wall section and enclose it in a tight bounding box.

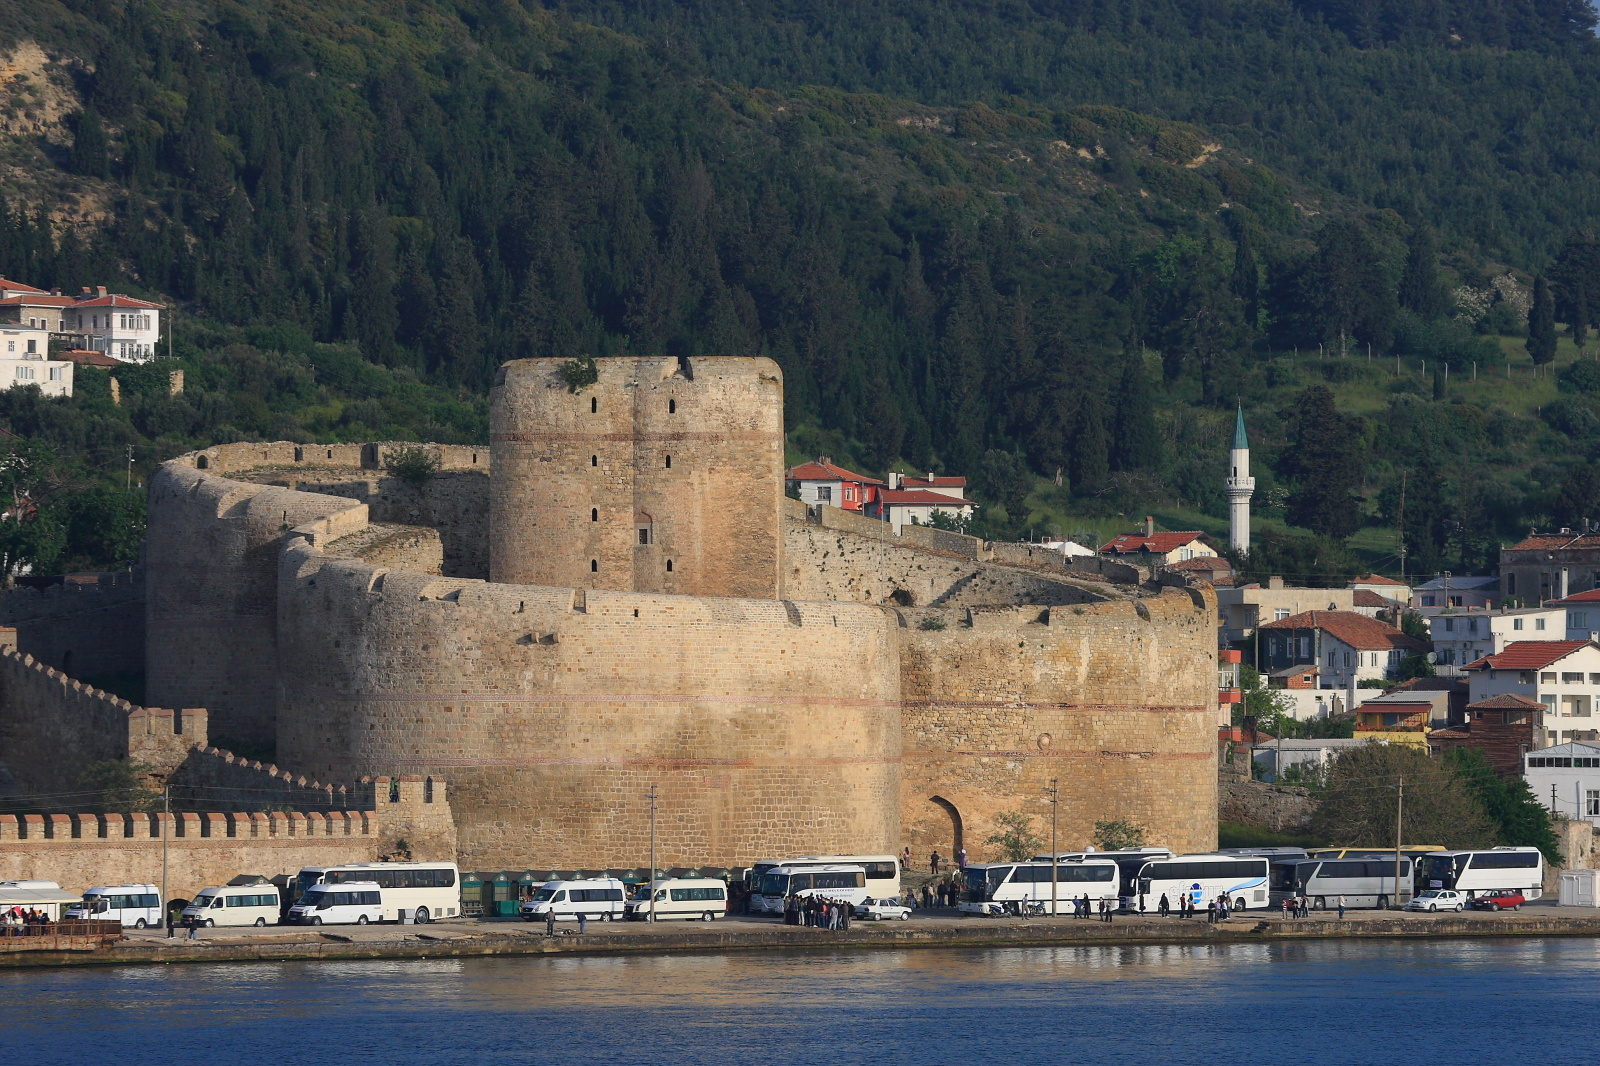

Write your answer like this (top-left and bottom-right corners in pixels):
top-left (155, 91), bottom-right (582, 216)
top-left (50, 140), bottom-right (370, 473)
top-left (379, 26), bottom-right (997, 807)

top-left (489, 357), bottom-right (784, 599)
top-left (898, 585), bottom-right (1219, 861)
top-left (274, 543), bottom-right (900, 871)
top-left (145, 461), bottom-right (368, 751)
top-left (322, 523), bottom-right (444, 574)
top-left (0, 642), bottom-right (205, 801)
top-left (0, 568), bottom-right (145, 678)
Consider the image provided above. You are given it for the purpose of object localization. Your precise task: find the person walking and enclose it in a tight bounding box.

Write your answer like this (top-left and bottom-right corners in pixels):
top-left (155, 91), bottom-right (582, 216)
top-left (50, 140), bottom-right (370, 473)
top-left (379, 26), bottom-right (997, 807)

top-left (185, 915), bottom-right (199, 941)
top-left (901, 847), bottom-right (912, 872)
top-left (921, 883), bottom-right (933, 909)
top-left (930, 852), bottom-right (941, 876)
top-left (957, 847), bottom-right (967, 870)
top-left (577, 912), bottom-right (587, 935)
top-left (546, 908), bottom-right (556, 935)
top-left (1337, 894), bottom-right (1347, 920)
top-left (1159, 893), bottom-right (1170, 919)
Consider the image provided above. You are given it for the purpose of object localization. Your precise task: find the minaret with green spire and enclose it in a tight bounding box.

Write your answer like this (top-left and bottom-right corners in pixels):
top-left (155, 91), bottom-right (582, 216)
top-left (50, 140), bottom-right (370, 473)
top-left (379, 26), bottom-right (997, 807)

top-left (1227, 406), bottom-right (1255, 555)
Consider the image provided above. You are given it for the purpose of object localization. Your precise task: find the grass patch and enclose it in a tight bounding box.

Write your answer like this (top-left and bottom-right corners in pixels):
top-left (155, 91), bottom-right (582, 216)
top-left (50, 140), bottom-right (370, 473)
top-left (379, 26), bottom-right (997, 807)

top-left (1218, 821), bottom-right (1326, 849)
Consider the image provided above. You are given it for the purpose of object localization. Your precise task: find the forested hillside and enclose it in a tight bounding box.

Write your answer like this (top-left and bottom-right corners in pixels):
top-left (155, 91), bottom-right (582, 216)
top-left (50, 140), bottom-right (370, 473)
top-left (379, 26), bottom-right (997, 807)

top-left (1, 0), bottom-right (1599, 582)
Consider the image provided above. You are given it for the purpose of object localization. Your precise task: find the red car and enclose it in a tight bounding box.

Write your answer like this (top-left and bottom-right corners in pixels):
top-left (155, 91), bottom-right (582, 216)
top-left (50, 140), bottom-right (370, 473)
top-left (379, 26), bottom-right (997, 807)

top-left (1468, 891), bottom-right (1525, 911)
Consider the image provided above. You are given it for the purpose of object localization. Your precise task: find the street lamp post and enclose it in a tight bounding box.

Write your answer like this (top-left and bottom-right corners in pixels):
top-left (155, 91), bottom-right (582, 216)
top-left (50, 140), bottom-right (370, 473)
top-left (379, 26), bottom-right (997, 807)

top-left (646, 786), bottom-right (658, 924)
top-left (1043, 778), bottom-right (1059, 916)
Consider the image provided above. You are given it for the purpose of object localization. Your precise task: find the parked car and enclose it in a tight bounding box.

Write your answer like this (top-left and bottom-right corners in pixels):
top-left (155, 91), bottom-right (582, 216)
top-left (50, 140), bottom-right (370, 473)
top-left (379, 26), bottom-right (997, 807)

top-left (1404, 889), bottom-right (1466, 912)
top-left (853, 897), bottom-right (912, 921)
top-left (1467, 891), bottom-right (1525, 912)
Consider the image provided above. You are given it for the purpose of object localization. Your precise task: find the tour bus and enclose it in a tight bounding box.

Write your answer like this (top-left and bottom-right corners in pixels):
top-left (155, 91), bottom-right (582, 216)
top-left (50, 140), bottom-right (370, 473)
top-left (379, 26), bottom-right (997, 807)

top-left (750, 864), bottom-right (869, 913)
top-left (520, 878), bottom-right (628, 923)
top-left (748, 856), bottom-right (895, 914)
top-left (1418, 847), bottom-right (1545, 900)
top-left (181, 882), bottom-right (283, 927)
top-left (64, 884), bottom-right (162, 928)
top-left (1306, 845), bottom-right (1444, 860)
top-left (1133, 854), bottom-right (1271, 912)
top-left (287, 881), bottom-right (383, 925)
top-left (960, 858), bottom-right (1120, 916)
top-left (1270, 856), bottom-right (1414, 909)
top-left (623, 877), bottom-right (729, 921)
top-left (295, 862), bottom-right (461, 924)
top-left (1032, 848), bottom-right (1172, 906)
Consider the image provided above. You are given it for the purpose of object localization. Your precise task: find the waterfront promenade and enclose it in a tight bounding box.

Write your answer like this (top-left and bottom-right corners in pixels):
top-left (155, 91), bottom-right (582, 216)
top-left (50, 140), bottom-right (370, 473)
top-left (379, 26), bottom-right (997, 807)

top-left (6, 907), bottom-right (1600, 969)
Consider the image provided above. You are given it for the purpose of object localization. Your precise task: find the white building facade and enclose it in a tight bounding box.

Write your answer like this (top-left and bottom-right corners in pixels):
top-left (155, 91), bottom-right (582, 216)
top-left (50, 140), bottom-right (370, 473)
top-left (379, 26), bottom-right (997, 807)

top-left (1524, 742), bottom-right (1600, 826)
top-left (1429, 607), bottom-right (1566, 676)
top-left (69, 288), bottom-right (162, 363)
top-left (1465, 641), bottom-right (1600, 745)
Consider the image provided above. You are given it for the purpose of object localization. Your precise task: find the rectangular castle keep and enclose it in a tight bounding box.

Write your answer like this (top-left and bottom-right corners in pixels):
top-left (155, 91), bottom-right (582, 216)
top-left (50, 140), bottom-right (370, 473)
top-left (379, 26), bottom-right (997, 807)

top-left (487, 357), bottom-right (785, 600)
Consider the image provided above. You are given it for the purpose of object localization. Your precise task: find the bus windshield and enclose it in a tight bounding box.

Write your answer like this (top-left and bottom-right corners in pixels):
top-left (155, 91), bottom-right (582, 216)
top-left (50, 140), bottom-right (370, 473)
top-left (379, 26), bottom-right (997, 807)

top-left (1423, 855), bottom-right (1462, 886)
top-left (758, 873), bottom-right (790, 897)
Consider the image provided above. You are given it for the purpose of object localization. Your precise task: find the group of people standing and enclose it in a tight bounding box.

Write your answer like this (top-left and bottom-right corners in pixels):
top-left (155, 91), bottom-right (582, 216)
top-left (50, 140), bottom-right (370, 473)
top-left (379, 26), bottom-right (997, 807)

top-left (2, 907), bottom-right (53, 931)
top-left (1068, 895), bottom-right (1115, 921)
top-left (1281, 895), bottom-right (1345, 919)
top-left (1153, 892), bottom-right (1225, 921)
top-left (783, 894), bottom-right (854, 931)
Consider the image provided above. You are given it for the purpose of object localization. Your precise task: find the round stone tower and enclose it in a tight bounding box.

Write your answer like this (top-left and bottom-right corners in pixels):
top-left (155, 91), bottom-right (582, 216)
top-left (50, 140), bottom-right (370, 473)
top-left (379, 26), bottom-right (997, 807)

top-left (488, 356), bottom-right (785, 599)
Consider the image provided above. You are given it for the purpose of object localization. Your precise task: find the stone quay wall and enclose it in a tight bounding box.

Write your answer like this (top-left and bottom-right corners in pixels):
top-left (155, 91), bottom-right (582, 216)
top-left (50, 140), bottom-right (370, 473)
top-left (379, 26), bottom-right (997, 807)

top-left (0, 637), bottom-right (205, 800)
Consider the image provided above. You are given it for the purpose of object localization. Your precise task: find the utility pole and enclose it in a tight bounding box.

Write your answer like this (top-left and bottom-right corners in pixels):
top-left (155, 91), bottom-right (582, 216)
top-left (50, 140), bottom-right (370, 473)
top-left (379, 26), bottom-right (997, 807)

top-left (161, 784), bottom-right (170, 922)
top-left (1044, 778), bottom-right (1060, 916)
top-left (1396, 470), bottom-right (1407, 585)
top-left (126, 444), bottom-right (133, 492)
top-left (1552, 782), bottom-right (1559, 818)
top-left (1393, 775), bottom-right (1404, 910)
top-left (646, 786), bottom-right (658, 924)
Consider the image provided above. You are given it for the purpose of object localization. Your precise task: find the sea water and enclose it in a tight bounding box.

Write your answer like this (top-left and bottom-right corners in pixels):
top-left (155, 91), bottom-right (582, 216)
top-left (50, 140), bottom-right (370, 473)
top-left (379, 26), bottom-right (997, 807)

top-left (6, 939), bottom-right (1596, 1064)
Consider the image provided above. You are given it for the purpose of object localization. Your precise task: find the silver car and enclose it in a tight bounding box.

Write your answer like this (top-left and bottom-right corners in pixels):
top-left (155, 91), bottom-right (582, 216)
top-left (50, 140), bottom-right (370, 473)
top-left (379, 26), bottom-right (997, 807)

top-left (853, 896), bottom-right (912, 921)
top-left (1404, 889), bottom-right (1466, 912)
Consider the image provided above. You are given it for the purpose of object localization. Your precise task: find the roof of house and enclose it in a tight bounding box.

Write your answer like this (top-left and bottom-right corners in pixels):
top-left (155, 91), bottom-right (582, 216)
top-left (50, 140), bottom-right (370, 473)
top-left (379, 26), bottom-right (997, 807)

top-left (0, 277), bottom-right (45, 294)
top-left (0, 294), bottom-right (75, 308)
top-left (1464, 640), bottom-right (1594, 671)
top-left (1352, 590), bottom-right (1391, 608)
top-left (1165, 556), bottom-right (1232, 573)
top-left (1464, 693), bottom-right (1547, 711)
top-left (1267, 665), bottom-right (1318, 678)
top-left (785, 459), bottom-right (883, 485)
top-left (1258, 610), bottom-right (1427, 652)
top-left (1550, 588), bottom-right (1600, 605)
top-left (1099, 530), bottom-right (1209, 555)
top-left (1414, 574), bottom-right (1498, 591)
top-left (1384, 677), bottom-right (1467, 695)
top-left (1428, 727), bottom-right (1472, 740)
top-left (1352, 574), bottom-right (1408, 587)
top-left (70, 293), bottom-right (163, 310)
top-left (1527, 741), bottom-right (1600, 757)
top-left (1506, 532), bottom-right (1600, 552)
top-left (901, 474), bottom-right (966, 489)
top-left (1359, 690), bottom-right (1444, 708)
top-left (875, 488), bottom-right (974, 507)
top-left (54, 349), bottom-right (120, 367)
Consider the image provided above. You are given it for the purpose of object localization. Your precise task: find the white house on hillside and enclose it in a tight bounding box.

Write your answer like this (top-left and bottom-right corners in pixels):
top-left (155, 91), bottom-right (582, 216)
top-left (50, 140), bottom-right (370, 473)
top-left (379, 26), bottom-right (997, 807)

top-left (1465, 640), bottom-right (1600, 746)
top-left (1428, 606), bottom-right (1566, 676)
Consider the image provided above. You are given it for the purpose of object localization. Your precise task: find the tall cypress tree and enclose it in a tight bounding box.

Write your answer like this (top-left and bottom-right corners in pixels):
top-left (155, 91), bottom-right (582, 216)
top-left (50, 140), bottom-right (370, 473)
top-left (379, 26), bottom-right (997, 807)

top-left (1398, 221), bottom-right (1448, 319)
top-left (1230, 223), bottom-right (1259, 330)
top-left (70, 107), bottom-right (110, 180)
top-left (1528, 274), bottom-right (1557, 364)
top-left (1070, 388), bottom-right (1109, 495)
top-left (1279, 385), bottom-right (1363, 539)
top-left (1110, 349), bottom-right (1161, 471)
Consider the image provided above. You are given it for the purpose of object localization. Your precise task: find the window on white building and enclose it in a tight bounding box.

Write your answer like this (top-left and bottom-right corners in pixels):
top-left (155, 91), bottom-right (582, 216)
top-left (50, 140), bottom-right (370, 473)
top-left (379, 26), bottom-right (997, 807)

top-left (1514, 618), bottom-right (1524, 631)
top-left (1572, 612), bottom-right (1589, 629)
top-left (47, 366), bottom-right (61, 382)
top-left (1589, 790), bottom-right (1600, 817)
top-left (1274, 609), bottom-right (1290, 621)
top-left (1537, 618), bottom-right (1548, 631)
top-left (14, 367), bottom-right (31, 381)
top-left (1543, 672), bottom-right (1558, 684)
top-left (816, 485), bottom-right (832, 503)
top-left (1444, 618), bottom-right (1454, 632)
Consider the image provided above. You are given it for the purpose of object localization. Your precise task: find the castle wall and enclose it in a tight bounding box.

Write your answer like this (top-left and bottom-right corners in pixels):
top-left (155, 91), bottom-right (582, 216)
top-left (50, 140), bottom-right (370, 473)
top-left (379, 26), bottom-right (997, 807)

top-left (0, 568), bottom-right (145, 679)
top-left (144, 462), bottom-right (367, 751)
top-left (489, 357), bottom-right (784, 599)
top-left (0, 642), bottom-right (205, 801)
top-left (897, 587), bottom-right (1220, 861)
top-left (273, 544), bottom-right (900, 870)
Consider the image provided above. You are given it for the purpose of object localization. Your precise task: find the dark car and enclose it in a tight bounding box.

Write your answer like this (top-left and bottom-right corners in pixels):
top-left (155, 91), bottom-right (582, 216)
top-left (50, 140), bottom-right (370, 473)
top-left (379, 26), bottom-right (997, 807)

top-left (1468, 891), bottom-right (1525, 912)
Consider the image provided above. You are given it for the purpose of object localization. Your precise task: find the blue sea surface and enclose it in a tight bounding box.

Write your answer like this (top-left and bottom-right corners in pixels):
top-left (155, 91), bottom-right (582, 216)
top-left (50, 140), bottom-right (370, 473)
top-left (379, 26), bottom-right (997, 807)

top-left (5, 939), bottom-right (1596, 1064)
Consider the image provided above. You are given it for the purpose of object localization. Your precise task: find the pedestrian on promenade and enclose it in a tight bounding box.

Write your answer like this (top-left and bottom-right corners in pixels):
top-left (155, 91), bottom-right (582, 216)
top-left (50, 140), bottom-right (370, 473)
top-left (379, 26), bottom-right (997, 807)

top-left (1281, 897), bottom-right (1291, 920)
top-left (957, 847), bottom-right (967, 870)
top-left (902, 847), bottom-right (912, 872)
top-left (545, 909), bottom-right (556, 935)
top-left (1298, 896), bottom-right (1309, 919)
top-left (921, 883), bottom-right (933, 909)
top-left (577, 912), bottom-right (587, 934)
top-left (930, 851), bottom-right (941, 876)
top-left (1337, 895), bottom-right (1346, 919)
top-left (185, 915), bottom-right (199, 940)
top-left (1159, 893), bottom-right (1170, 918)
top-left (166, 910), bottom-right (175, 939)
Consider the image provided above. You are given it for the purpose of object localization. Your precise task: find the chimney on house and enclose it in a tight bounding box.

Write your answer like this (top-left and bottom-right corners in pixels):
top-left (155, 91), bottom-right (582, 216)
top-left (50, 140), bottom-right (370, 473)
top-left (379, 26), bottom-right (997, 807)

top-left (80, 287), bottom-right (91, 297)
top-left (889, 472), bottom-right (902, 490)
top-left (1143, 515), bottom-right (1154, 538)
top-left (1268, 576), bottom-right (1284, 590)
top-left (96, 285), bottom-right (107, 298)
top-left (927, 472), bottom-right (935, 484)
top-left (818, 455), bottom-right (831, 467)
top-left (1561, 567), bottom-right (1570, 600)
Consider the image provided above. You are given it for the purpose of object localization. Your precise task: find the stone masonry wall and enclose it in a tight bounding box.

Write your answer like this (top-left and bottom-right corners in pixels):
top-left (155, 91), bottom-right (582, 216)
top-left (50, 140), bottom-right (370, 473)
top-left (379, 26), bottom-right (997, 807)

top-left (1218, 781), bottom-right (1316, 832)
top-left (0, 640), bottom-right (205, 801)
top-left (898, 586), bottom-right (1220, 862)
top-left (323, 523), bottom-right (445, 574)
top-left (274, 541), bottom-right (901, 871)
top-left (0, 775), bottom-right (456, 899)
top-left (0, 567), bottom-right (145, 679)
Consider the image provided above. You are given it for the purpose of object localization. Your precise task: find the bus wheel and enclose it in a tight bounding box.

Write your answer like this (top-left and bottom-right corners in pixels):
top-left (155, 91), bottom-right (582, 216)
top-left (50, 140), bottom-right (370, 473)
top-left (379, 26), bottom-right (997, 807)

top-left (702, 911), bottom-right (714, 922)
top-left (311, 917), bottom-right (322, 926)
top-left (1377, 895), bottom-right (1388, 910)
top-left (134, 918), bottom-right (147, 929)
top-left (1315, 897), bottom-right (1326, 910)
top-left (415, 907), bottom-right (430, 925)
top-left (205, 919), bottom-right (215, 928)
top-left (1234, 897), bottom-right (1246, 912)
top-left (357, 915), bottom-right (368, 925)
top-left (255, 917), bottom-right (266, 926)
top-left (601, 913), bottom-right (612, 922)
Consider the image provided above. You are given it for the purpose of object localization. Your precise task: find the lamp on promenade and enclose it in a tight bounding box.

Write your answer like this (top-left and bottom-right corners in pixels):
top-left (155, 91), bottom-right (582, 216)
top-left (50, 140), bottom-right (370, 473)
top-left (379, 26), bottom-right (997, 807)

top-left (1043, 778), bottom-right (1059, 916)
top-left (646, 786), bottom-right (658, 923)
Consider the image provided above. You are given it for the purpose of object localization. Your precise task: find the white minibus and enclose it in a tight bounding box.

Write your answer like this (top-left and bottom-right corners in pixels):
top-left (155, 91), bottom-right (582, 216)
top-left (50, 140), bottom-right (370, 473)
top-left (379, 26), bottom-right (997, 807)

top-left (64, 884), bottom-right (162, 928)
top-left (751, 864), bottom-right (868, 913)
top-left (1418, 847), bottom-right (1544, 900)
top-left (747, 854), bottom-right (899, 913)
top-left (182, 883), bottom-right (282, 927)
top-left (1270, 856), bottom-right (1413, 909)
top-left (519, 878), bottom-right (627, 922)
top-left (624, 878), bottom-right (729, 921)
top-left (287, 881), bottom-right (383, 925)
top-left (296, 862), bottom-right (460, 923)
top-left (1134, 854), bottom-right (1271, 912)
top-left (960, 859), bottom-right (1120, 916)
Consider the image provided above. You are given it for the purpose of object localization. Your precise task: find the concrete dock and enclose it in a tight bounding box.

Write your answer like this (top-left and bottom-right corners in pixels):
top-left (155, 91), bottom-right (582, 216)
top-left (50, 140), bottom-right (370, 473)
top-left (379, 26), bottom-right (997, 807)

top-left (5, 908), bottom-right (1600, 969)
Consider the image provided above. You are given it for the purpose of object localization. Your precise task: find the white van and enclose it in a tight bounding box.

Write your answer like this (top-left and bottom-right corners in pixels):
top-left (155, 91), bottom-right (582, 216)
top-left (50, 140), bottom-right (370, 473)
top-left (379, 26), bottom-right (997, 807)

top-left (519, 878), bottom-right (626, 923)
top-left (64, 884), bottom-right (162, 928)
top-left (287, 881), bottom-right (383, 925)
top-left (182, 883), bottom-right (282, 927)
top-left (624, 878), bottom-right (729, 921)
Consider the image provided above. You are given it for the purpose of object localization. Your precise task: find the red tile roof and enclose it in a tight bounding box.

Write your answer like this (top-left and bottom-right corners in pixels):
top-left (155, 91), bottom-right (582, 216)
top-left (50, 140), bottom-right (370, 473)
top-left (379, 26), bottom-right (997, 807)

top-left (1465, 694), bottom-right (1547, 711)
top-left (0, 294), bottom-right (76, 307)
top-left (876, 488), bottom-right (974, 506)
top-left (1099, 530), bottom-right (1209, 554)
top-left (902, 474), bottom-right (967, 489)
top-left (1166, 556), bottom-right (1232, 572)
top-left (1353, 574), bottom-right (1408, 587)
top-left (71, 294), bottom-right (163, 309)
top-left (1550, 588), bottom-right (1600, 605)
top-left (0, 277), bottom-right (45, 294)
top-left (786, 459), bottom-right (883, 485)
top-left (1351, 590), bottom-right (1391, 608)
top-left (1258, 610), bottom-right (1428, 652)
top-left (55, 349), bottom-right (121, 367)
top-left (1506, 533), bottom-right (1600, 551)
top-left (1464, 640), bottom-right (1594, 671)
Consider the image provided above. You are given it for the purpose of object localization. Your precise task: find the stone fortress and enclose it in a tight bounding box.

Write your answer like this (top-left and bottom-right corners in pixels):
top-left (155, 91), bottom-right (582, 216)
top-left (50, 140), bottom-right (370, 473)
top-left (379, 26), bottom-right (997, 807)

top-left (134, 356), bottom-right (1218, 871)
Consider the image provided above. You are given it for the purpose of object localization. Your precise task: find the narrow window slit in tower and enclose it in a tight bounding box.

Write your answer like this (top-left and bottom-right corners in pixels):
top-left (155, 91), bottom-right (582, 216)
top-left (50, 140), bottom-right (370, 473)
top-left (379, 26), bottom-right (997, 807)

top-left (665, 455), bottom-right (671, 468)
top-left (666, 559), bottom-right (673, 572)
top-left (669, 399), bottom-right (676, 414)
top-left (591, 396), bottom-right (598, 413)
top-left (591, 559), bottom-right (598, 572)
top-left (591, 508), bottom-right (599, 522)
top-left (591, 455), bottom-right (598, 467)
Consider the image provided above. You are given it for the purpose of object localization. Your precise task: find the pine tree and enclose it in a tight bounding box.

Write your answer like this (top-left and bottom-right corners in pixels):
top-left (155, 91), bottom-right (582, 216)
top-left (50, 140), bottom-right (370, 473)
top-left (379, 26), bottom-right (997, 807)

top-left (1110, 349), bottom-right (1161, 471)
top-left (1230, 223), bottom-right (1259, 329)
top-left (1070, 388), bottom-right (1109, 495)
top-left (1398, 220), bottom-right (1448, 319)
top-left (1528, 274), bottom-right (1557, 364)
top-left (1299, 218), bottom-right (1397, 353)
top-left (70, 107), bottom-right (110, 180)
top-left (1279, 385), bottom-right (1363, 539)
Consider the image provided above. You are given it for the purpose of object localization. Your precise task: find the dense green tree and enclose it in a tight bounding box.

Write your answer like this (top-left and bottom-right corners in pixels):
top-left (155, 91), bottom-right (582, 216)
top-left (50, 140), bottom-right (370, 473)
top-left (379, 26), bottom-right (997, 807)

top-left (1297, 219), bottom-right (1397, 354)
top-left (1110, 350), bottom-right (1162, 471)
top-left (1278, 386), bottom-right (1364, 539)
top-left (1444, 748), bottom-right (1563, 865)
top-left (69, 107), bottom-right (110, 180)
top-left (1069, 388), bottom-right (1110, 496)
top-left (1528, 274), bottom-right (1558, 364)
top-left (1398, 221), bottom-right (1449, 320)
top-left (1311, 744), bottom-right (1498, 850)
top-left (1551, 234), bottom-right (1600, 345)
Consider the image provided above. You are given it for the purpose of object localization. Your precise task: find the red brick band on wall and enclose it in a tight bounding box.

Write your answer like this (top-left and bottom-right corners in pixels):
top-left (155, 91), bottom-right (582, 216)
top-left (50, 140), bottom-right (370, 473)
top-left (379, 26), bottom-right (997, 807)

top-left (491, 432), bottom-right (783, 444)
